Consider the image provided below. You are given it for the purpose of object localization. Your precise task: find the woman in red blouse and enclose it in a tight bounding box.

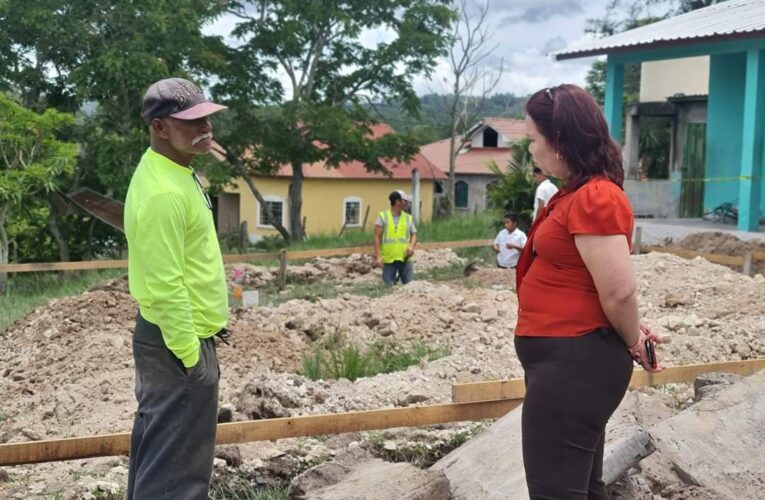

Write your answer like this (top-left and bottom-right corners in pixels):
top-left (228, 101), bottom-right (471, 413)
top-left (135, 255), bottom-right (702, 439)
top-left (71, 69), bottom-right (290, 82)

top-left (514, 84), bottom-right (664, 499)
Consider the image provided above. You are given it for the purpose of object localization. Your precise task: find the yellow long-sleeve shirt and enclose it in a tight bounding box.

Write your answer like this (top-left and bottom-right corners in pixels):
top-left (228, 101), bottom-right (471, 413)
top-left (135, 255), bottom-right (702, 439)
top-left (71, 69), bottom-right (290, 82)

top-left (124, 148), bottom-right (228, 368)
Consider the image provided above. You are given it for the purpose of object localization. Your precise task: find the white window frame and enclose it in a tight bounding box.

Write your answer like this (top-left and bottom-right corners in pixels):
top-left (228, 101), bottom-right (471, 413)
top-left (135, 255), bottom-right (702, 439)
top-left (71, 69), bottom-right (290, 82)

top-left (257, 195), bottom-right (286, 228)
top-left (342, 197), bottom-right (363, 227)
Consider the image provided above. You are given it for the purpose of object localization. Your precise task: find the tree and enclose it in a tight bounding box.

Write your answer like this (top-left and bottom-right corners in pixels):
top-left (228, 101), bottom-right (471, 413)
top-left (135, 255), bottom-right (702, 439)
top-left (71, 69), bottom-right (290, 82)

top-left (0, 0), bottom-right (228, 260)
top-left (216, 0), bottom-right (455, 242)
top-left (0, 94), bottom-right (77, 292)
top-left (487, 138), bottom-right (535, 231)
top-left (440, 0), bottom-right (503, 215)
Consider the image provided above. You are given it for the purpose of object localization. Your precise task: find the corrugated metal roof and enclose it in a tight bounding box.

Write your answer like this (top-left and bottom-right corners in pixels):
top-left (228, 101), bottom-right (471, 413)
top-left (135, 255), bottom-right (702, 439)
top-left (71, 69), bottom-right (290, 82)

top-left (554, 0), bottom-right (765, 60)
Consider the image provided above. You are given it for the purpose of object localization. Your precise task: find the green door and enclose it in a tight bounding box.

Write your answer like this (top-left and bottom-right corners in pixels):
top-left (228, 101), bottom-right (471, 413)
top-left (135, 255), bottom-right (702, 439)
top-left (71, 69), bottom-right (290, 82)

top-left (455, 180), bottom-right (469, 209)
top-left (680, 123), bottom-right (706, 218)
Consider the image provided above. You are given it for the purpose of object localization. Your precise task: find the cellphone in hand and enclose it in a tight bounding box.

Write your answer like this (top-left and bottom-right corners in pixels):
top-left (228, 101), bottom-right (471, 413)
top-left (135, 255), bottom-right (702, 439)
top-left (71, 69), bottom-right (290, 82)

top-left (645, 338), bottom-right (658, 369)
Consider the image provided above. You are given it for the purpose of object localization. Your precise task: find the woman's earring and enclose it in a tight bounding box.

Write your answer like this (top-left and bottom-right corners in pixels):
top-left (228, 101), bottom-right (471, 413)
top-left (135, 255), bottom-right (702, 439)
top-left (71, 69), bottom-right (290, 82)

top-left (556, 151), bottom-right (565, 161)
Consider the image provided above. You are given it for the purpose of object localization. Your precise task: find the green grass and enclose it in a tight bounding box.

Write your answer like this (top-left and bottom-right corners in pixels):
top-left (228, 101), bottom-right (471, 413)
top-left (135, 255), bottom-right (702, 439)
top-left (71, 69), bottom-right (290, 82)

top-left (248, 212), bottom-right (501, 253)
top-left (0, 270), bottom-right (124, 334)
top-left (301, 339), bottom-right (451, 382)
top-left (209, 476), bottom-right (288, 500)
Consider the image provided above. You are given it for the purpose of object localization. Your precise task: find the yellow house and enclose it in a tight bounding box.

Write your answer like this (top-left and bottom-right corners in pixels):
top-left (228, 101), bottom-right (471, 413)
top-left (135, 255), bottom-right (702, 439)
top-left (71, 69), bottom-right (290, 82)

top-left (214, 124), bottom-right (446, 241)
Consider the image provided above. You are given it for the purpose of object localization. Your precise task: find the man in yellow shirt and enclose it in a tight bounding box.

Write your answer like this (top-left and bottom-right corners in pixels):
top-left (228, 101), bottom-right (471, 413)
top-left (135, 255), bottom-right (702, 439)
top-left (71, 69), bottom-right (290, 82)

top-left (124, 78), bottom-right (228, 500)
top-left (374, 190), bottom-right (417, 285)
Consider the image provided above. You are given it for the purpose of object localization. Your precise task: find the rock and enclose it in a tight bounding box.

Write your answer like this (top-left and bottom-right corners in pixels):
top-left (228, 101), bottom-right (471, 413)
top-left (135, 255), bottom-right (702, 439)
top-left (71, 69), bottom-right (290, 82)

top-left (109, 336), bottom-right (124, 349)
top-left (481, 308), bottom-right (498, 323)
top-left (437, 312), bottom-right (454, 325)
top-left (213, 458), bottom-right (227, 470)
top-left (383, 440), bottom-right (398, 452)
top-left (218, 403), bottom-right (235, 423)
top-left (398, 393), bottom-right (429, 407)
top-left (21, 428), bottom-right (41, 441)
top-left (662, 315), bottom-right (684, 332)
top-left (463, 303), bottom-right (481, 314)
top-left (663, 293), bottom-right (691, 308)
top-left (379, 320), bottom-right (398, 337)
top-left (731, 341), bottom-right (752, 358)
top-left (649, 370), bottom-right (765, 499)
top-left (693, 372), bottom-right (744, 401)
top-left (0, 468), bottom-right (10, 482)
top-left (216, 445), bottom-right (243, 467)
top-left (287, 448), bottom-right (450, 500)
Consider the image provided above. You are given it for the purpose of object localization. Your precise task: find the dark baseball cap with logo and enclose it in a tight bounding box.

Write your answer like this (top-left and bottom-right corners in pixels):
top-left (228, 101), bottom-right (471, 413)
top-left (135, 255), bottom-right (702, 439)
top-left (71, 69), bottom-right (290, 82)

top-left (140, 78), bottom-right (227, 125)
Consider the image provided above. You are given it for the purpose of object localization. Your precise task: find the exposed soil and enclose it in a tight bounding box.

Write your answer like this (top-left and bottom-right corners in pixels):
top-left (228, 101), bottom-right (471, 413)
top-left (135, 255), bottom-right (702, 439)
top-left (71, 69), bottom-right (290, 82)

top-left (1, 248), bottom-right (764, 498)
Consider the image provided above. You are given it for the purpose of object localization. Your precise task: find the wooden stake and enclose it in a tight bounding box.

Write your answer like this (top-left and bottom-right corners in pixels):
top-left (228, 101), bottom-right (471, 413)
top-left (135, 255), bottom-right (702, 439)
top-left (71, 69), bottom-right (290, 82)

top-left (338, 223), bottom-right (347, 237)
top-left (361, 205), bottom-right (371, 232)
top-left (743, 252), bottom-right (753, 276)
top-left (278, 249), bottom-right (288, 290)
top-left (633, 226), bottom-right (642, 255)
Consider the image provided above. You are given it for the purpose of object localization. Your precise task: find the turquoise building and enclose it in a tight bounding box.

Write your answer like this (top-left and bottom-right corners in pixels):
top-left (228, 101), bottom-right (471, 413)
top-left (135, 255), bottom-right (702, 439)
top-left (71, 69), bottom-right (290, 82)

top-left (555, 0), bottom-right (765, 231)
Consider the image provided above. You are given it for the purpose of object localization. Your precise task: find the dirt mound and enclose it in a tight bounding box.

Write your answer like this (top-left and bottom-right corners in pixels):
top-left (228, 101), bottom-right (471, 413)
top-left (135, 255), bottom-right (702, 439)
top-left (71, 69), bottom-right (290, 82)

top-left (677, 231), bottom-right (765, 256)
top-left (227, 249), bottom-right (465, 289)
top-left (2, 251), bottom-right (765, 498)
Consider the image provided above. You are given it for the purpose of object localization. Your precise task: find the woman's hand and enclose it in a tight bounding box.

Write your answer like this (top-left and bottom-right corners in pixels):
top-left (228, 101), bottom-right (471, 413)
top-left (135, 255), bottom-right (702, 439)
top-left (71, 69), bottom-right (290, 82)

top-left (627, 322), bottom-right (665, 373)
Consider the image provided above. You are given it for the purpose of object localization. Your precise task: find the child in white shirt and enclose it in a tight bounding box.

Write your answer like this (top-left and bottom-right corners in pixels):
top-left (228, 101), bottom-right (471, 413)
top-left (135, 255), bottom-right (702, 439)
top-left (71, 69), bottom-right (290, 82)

top-left (493, 212), bottom-right (527, 269)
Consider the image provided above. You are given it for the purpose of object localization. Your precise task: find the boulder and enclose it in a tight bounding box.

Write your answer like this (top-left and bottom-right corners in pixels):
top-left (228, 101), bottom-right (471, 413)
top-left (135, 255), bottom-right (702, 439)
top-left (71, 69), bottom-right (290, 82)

top-left (287, 448), bottom-right (450, 500)
top-left (431, 390), bottom-right (665, 500)
top-left (647, 369), bottom-right (765, 499)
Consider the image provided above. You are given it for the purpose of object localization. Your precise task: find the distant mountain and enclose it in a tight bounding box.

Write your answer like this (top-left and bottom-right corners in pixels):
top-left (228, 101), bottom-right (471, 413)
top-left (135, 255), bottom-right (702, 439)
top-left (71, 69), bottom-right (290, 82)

top-left (367, 93), bottom-right (528, 144)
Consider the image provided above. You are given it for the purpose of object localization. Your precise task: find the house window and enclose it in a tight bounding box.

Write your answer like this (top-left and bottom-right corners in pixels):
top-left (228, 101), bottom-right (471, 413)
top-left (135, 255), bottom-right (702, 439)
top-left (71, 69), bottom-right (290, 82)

top-left (483, 127), bottom-right (499, 148)
top-left (343, 197), bottom-right (362, 227)
top-left (258, 196), bottom-right (285, 227)
top-left (455, 180), bottom-right (469, 209)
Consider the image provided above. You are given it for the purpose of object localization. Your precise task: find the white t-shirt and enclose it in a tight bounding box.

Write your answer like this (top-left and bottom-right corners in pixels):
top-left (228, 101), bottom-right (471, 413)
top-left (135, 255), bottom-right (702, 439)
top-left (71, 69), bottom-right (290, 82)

top-left (534, 179), bottom-right (559, 219)
top-left (494, 228), bottom-right (527, 268)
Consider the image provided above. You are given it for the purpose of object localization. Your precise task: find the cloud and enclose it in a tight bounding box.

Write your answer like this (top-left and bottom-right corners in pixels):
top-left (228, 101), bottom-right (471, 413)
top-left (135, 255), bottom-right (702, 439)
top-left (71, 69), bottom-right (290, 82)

top-left (489, 0), bottom-right (585, 24)
top-left (542, 36), bottom-right (568, 54)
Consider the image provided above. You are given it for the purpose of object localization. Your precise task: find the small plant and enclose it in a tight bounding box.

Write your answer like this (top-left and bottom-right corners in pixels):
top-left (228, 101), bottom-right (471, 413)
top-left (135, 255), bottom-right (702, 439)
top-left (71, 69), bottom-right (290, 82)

top-left (301, 339), bottom-right (451, 382)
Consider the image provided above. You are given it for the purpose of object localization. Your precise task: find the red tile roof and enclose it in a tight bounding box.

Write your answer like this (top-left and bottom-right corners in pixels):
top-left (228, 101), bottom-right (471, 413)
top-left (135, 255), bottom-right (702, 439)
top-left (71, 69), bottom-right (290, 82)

top-left (482, 117), bottom-right (527, 140)
top-left (420, 140), bottom-right (516, 175)
top-left (420, 117), bottom-right (526, 175)
top-left (211, 123), bottom-right (445, 181)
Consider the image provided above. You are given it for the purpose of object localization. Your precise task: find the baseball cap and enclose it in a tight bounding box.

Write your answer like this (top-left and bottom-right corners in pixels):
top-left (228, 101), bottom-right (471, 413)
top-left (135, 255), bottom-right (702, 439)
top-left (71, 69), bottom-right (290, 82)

top-left (389, 190), bottom-right (412, 203)
top-left (140, 78), bottom-right (227, 125)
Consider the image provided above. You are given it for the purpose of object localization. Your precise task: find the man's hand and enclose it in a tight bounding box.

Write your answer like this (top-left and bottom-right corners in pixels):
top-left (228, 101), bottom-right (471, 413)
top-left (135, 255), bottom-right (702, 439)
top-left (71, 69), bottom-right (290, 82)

top-left (406, 246), bottom-right (415, 257)
top-left (375, 256), bottom-right (383, 268)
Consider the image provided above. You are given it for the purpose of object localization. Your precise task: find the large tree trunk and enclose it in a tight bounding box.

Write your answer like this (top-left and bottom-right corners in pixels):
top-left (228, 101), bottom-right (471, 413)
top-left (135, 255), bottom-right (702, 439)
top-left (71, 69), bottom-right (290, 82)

top-left (0, 205), bottom-right (9, 295)
top-left (47, 193), bottom-right (70, 262)
top-left (289, 161), bottom-right (305, 241)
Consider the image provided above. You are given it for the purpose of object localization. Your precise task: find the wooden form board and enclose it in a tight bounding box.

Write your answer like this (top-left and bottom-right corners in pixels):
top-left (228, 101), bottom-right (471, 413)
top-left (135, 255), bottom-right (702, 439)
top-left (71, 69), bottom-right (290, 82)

top-left (0, 399), bottom-right (519, 466)
top-left (3, 359), bottom-right (763, 466)
top-left (452, 359), bottom-right (765, 403)
top-left (0, 240), bottom-right (491, 273)
top-left (641, 245), bottom-right (745, 267)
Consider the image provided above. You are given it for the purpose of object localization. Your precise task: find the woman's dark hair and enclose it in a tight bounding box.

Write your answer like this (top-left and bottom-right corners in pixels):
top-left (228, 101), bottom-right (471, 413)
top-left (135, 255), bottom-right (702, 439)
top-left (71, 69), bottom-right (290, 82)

top-left (525, 84), bottom-right (624, 191)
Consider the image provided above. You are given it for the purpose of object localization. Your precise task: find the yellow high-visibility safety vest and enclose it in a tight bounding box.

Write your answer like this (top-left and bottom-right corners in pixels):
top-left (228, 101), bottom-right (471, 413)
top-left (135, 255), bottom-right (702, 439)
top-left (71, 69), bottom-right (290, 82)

top-left (379, 210), bottom-right (411, 264)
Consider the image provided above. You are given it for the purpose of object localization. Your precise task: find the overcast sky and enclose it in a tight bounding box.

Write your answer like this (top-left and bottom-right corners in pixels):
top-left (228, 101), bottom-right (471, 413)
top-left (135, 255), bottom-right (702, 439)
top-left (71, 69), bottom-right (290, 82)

top-left (204, 0), bottom-right (668, 97)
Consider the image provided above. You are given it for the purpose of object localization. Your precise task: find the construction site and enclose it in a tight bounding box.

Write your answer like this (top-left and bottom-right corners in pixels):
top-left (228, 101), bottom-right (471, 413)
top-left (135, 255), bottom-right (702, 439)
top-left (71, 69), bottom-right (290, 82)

top-left (0, 230), bottom-right (764, 500)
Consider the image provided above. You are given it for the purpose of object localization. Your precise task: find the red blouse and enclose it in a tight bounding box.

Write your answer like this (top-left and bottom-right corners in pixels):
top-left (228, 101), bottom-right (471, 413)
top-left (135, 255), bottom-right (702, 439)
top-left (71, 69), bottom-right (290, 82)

top-left (515, 178), bottom-right (634, 337)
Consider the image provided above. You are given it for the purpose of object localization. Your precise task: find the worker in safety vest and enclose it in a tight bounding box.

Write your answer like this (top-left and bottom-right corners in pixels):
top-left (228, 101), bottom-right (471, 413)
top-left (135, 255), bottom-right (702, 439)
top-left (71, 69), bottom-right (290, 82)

top-left (374, 190), bottom-right (417, 285)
